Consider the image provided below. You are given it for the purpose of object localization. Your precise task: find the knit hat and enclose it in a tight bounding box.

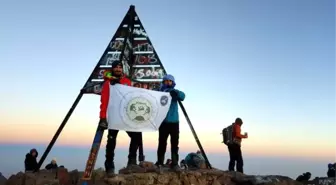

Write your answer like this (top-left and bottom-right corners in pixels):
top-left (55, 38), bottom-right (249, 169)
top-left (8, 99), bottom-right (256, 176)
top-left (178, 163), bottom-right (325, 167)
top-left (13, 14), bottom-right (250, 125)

top-left (112, 61), bottom-right (122, 69)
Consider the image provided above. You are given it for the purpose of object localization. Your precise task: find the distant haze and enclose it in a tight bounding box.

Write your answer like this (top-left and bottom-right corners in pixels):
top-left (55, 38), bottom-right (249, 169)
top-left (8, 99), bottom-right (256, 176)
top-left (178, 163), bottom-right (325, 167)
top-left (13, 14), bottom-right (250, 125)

top-left (0, 144), bottom-right (331, 179)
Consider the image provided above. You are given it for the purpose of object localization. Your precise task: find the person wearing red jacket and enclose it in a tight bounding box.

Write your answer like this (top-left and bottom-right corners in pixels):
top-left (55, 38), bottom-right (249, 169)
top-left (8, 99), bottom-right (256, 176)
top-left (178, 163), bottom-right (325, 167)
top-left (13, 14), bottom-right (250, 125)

top-left (228, 118), bottom-right (248, 173)
top-left (98, 61), bottom-right (142, 176)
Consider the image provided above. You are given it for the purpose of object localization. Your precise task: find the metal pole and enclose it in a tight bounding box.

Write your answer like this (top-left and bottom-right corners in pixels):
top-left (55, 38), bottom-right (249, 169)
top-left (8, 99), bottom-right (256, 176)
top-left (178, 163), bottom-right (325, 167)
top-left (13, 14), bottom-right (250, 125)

top-left (177, 100), bottom-right (212, 169)
top-left (35, 92), bottom-right (84, 171)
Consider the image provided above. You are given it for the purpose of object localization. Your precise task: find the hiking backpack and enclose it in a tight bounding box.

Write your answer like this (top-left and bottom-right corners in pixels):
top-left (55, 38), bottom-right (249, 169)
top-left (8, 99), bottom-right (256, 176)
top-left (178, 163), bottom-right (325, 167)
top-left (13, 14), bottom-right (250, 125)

top-left (222, 123), bottom-right (234, 145)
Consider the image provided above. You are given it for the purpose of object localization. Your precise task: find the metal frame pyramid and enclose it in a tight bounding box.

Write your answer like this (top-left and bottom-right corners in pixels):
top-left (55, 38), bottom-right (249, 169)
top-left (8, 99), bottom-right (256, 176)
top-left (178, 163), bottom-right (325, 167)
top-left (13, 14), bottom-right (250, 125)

top-left (36, 5), bottom-right (212, 173)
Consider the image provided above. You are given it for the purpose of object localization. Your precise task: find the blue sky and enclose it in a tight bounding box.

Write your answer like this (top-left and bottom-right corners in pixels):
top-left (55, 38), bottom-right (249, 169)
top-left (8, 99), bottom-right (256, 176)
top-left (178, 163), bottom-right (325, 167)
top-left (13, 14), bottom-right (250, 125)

top-left (0, 0), bottom-right (335, 178)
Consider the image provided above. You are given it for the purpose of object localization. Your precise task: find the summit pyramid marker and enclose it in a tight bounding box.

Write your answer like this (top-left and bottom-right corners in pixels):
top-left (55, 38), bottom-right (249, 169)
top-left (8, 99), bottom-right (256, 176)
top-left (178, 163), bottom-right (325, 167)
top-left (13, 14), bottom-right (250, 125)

top-left (82, 5), bottom-right (166, 94)
top-left (35, 5), bottom-right (212, 175)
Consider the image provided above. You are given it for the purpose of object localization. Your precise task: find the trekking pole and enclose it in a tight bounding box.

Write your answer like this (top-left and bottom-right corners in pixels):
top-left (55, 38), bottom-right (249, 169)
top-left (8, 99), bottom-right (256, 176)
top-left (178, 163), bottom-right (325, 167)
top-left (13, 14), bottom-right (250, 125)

top-left (177, 100), bottom-right (212, 169)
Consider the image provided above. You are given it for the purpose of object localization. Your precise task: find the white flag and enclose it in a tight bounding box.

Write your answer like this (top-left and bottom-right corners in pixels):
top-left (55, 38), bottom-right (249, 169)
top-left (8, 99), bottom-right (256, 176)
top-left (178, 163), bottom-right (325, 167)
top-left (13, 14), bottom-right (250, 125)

top-left (107, 84), bottom-right (172, 132)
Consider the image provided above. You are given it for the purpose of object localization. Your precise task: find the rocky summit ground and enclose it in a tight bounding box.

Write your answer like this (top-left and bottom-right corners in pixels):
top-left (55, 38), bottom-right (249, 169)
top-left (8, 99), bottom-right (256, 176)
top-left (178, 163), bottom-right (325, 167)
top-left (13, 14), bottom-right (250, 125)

top-left (2, 165), bottom-right (336, 185)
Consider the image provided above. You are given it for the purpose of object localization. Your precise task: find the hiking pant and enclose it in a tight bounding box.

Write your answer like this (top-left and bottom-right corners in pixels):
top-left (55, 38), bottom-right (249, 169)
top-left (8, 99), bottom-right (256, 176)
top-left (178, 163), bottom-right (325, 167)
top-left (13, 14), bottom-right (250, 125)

top-left (138, 133), bottom-right (145, 162)
top-left (228, 143), bottom-right (244, 173)
top-left (157, 122), bottom-right (179, 166)
top-left (105, 129), bottom-right (141, 170)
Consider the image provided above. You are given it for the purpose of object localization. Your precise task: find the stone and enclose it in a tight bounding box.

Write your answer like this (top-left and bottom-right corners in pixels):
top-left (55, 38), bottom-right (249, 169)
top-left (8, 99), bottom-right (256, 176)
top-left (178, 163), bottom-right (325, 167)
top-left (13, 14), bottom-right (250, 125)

top-left (6, 172), bottom-right (25, 185)
top-left (57, 168), bottom-right (70, 185)
top-left (0, 173), bottom-right (7, 185)
top-left (68, 170), bottom-right (79, 185)
top-left (5, 167), bottom-right (308, 185)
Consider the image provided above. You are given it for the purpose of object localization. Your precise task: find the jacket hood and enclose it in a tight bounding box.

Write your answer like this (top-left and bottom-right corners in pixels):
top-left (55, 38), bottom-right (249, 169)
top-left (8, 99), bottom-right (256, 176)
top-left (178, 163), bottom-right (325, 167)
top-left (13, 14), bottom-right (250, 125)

top-left (163, 74), bottom-right (175, 82)
top-left (160, 74), bottom-right (176, 91)
top-left (29, 148), bottom-right (38, 157)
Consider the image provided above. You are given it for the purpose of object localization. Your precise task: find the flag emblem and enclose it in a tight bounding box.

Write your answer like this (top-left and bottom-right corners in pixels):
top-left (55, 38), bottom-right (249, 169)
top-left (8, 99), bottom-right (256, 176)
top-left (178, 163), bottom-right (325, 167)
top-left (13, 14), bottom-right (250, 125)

top-left (107, 84), bottom-right (172, 132)
top-left (127, 97), bottom-right (153, 123)
top-left (160, 95), bottom-right (169, 106)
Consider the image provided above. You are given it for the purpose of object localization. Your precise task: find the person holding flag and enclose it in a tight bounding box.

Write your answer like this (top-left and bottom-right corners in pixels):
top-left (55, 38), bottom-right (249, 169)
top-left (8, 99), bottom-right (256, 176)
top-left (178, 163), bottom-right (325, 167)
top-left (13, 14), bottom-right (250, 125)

top-left (98, 61), bottom-right (142, 176)
top-left (155, 74), bottom-right (186, 171)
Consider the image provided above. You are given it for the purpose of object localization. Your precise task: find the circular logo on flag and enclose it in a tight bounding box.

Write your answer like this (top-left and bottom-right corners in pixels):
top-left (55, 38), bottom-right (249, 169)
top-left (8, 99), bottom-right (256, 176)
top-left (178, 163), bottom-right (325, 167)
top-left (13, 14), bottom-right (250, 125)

top-left (160, 95), bottom-right (169, 106)
top-left (127, 97), bottom-right (152, 123)
top-left (120, 92), bottom-right (159, 129)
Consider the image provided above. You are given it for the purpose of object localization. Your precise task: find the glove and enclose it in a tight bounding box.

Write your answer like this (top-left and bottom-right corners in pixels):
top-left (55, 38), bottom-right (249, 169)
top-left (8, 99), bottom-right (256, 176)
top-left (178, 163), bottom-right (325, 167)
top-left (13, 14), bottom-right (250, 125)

top-left (98, 118), bottom-right (108, 130)
top-left (170, 90), bottom-right (178, 99)
top-left (110, 78), bottom-right (120, 85)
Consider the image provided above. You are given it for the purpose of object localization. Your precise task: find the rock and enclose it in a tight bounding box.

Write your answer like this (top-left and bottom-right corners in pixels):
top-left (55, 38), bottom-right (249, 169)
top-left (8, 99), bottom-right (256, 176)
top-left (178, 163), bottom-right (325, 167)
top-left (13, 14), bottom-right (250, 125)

top-left (5, 168), bottom-right (303, 185)
top-left (35, 169), bottom-right (57, 185)
top-left (119, 165), bottom-right (146, 174)
top-left (302, 177), bottom-right (336, 185)
top-left (0, 173), bottom-right (7, 185)
top-left (68, 170), bottom-right (80, 185)
top-left (102, 169), bottom-right (299, 185)
top-left (57, 168), bottom-right (70, 185)
top-left (6, 172), bottom-right (25, 185)
top-left (139, 161), bottom-right (157, 173)
top-left (92, 168), bottom-right (105, 184)
top-left (139, 161), bottom-right (154, 169)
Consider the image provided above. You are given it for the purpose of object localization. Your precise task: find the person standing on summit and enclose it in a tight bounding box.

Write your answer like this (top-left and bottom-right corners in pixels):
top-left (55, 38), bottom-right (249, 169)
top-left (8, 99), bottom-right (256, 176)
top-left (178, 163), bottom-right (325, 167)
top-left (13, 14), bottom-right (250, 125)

top-left (228, 118), bottom-right (248, 173)
top-left (98, 61), bottom-right (142, 176)
top-left (155, 74), bottom-right (186, 171)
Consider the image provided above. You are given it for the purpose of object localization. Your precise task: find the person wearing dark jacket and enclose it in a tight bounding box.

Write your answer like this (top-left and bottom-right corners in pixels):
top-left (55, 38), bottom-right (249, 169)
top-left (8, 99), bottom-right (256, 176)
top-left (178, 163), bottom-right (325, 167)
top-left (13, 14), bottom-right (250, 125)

top-left (45, 158), bottom-right (58, 170)
top-left (296, 172), bottom-right (311, 182)
top-left (228, 118), bottom-right (248, 173)
top-left (327, 163), bottom-right (336, 177)
top-left (24, 148), bottom-right (38, 172)
top-left (155, 74), bottom-right (185, 171)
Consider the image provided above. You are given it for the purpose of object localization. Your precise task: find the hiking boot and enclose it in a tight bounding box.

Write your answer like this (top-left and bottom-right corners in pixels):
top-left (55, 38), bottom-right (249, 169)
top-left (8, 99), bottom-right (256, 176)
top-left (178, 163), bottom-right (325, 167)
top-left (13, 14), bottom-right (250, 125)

top-left (154, 161), bottom-right (163, 168)
top-left (154, 162), bottom-right (164, 173)
top-left (106, 169), bottom-right (115, 178)
top-left (127, 158), bottom-right (137, 166)
top-left (105, 161), bottom-right (115, 177)
top-left (171, 165), bottom-right (182, 172)
top-left (124, 158), bottom-right (145, 173)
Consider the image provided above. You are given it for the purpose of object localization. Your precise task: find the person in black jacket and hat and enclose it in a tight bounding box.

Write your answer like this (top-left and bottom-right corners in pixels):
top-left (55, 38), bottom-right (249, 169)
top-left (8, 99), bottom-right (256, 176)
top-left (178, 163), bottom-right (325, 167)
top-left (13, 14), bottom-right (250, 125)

top-left (24, 148), bottom-right (38, 172)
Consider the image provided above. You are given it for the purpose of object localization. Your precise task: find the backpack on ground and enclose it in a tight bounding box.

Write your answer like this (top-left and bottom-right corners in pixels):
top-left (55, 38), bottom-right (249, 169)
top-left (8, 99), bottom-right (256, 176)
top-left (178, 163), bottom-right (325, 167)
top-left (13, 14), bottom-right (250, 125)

top-left (222, 123), bottom-right (234, 145)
